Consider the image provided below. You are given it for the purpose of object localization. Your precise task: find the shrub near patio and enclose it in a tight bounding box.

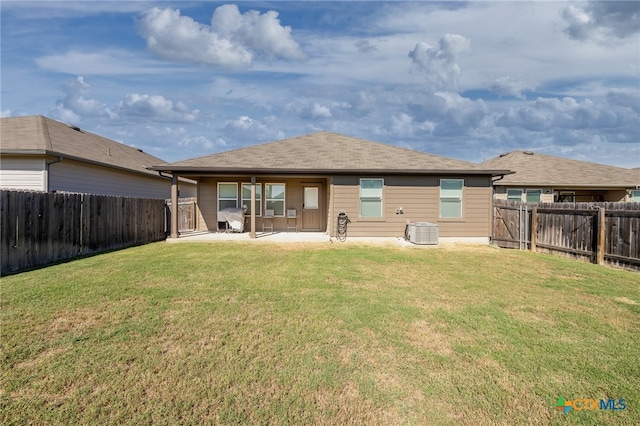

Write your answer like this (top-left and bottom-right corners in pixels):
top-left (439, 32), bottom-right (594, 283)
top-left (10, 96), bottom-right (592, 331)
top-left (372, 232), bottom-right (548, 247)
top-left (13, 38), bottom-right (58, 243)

top-left (1, 242), bottom-right (638, 425)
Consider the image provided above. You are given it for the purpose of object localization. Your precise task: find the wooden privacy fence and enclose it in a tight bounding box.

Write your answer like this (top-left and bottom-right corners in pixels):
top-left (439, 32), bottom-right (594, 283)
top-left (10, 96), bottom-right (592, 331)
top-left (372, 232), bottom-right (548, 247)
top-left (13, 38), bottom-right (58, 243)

top-left (492, 200), bottom-right (640, 270)
top-left (1, 190), bottom-right (167, 275)
top-left (166, 197), bottom-right (196, 233)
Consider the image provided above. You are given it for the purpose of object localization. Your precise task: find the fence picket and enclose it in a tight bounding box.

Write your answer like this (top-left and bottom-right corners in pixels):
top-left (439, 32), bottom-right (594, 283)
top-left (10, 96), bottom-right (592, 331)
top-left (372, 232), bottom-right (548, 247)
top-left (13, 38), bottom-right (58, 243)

top-left (1, 190), bottom-right (167, 275)
top-left (493, 199), bottom-right (640, 270)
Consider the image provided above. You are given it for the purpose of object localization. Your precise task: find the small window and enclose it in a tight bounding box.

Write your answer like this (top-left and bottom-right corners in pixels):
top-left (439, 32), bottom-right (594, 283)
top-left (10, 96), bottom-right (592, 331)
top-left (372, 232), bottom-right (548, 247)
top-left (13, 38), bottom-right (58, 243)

top-left (242, 183), bottom-right (262, 216)
top-left (440, 179), bottom-right (463, 218)
top-left (525, 189), bottom-right (542, 203)
top-left (360, 178), bottom-right (383, 218)
top-left (557, 192), bottom-right (575, 203)
top-left (631, 190), bottom-right (640, 201)
top-left (507, 189), bottom-right (523, 201)
top-left (218, 183), bottom-right (237, 211)
top-left (265, 183), bottom-right (285, 216)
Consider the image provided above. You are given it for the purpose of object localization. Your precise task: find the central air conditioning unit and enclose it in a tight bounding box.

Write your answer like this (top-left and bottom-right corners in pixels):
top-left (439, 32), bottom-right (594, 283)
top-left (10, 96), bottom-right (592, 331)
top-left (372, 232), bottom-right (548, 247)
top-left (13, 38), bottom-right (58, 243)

top-left (407, 222), bottom-right (439, 245)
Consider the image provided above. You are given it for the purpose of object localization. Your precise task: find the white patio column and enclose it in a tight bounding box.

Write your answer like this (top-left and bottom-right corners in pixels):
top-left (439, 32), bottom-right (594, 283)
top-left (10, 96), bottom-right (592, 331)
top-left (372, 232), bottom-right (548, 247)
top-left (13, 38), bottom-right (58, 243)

top-left (250, 176), bottom-right (256, 238)
top-left (170, 175), bottom-right (179, 239)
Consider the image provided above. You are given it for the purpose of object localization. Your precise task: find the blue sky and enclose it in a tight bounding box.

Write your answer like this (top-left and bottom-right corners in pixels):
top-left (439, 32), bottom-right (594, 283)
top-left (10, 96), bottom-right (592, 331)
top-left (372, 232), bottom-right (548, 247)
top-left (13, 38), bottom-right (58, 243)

top-left (2, 1), bottom-right (639, 167)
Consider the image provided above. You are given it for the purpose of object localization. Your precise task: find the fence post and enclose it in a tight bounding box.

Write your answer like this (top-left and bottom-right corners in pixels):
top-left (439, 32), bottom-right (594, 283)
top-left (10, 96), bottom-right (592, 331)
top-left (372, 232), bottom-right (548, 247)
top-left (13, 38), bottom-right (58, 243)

top-left (597, 206), bottom-right (605, 265)
top-left (531, 206), bottom-right (537, 252)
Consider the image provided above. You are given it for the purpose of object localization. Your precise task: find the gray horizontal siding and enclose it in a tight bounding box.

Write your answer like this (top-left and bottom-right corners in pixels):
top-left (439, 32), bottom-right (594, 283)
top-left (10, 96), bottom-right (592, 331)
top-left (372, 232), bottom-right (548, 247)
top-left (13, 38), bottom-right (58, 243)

top-left (49, 159), bottom-right (171, 199)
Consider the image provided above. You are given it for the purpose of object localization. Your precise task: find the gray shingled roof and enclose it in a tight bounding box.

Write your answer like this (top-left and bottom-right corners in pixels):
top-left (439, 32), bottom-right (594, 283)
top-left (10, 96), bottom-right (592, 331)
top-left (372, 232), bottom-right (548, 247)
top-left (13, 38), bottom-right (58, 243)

top-left (482, 151), bottom-right (639, 187)
top-left (1, 115), bottom-right (165, 177)
top-left (152, 131), bottom-right (508, 175)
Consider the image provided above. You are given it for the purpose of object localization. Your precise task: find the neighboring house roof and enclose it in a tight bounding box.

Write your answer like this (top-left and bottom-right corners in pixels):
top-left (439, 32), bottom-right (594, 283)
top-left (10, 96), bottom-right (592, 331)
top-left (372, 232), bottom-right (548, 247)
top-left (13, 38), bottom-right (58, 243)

top-left (152, 131), bottom-right (510, 176)
top-left (482, 151), bottom-right (640, 188)
top-left (1, 115), bottom-right (165, 178)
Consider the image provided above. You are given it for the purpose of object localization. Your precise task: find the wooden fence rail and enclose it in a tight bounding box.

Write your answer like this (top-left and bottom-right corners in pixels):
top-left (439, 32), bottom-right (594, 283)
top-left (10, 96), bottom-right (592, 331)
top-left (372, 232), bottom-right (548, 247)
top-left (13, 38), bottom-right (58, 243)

top-left (1, 190), bottom-right (167, 275)
top-left (492, 200), bottom-right (640, 270)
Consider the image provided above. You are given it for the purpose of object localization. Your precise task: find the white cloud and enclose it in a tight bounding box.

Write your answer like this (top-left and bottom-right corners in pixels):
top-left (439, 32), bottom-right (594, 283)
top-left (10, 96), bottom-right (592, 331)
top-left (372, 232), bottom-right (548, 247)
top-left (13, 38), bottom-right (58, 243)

top-left (286, 101), bottom-right (332, 119)
top-left (117, 93), bottom-right (199, 123)
top-left (223, 115), bottom-right (285, 141)
top-left (495, 91), bottom-right (640, 145)
top-left (136, 5), bottom-right (305, 70)
top-left (562, 1), bottom-right (640, 44)
top-left (49, 76), bottom-right (114, 122)
top-left (408, 34), bottom-right (471, 91)
top-left (490, 76), bottom-right (537, 99)
top-left (36, 48), bottom-right (180, 75)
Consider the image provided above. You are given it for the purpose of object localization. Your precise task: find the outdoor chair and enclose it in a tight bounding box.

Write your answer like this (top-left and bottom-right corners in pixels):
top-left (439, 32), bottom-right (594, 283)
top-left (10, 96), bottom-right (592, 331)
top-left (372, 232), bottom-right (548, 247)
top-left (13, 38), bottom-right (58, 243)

top-left (263, 209), bottom-right (275, 233)
top-left (286, 209), bottom-right (297, 232)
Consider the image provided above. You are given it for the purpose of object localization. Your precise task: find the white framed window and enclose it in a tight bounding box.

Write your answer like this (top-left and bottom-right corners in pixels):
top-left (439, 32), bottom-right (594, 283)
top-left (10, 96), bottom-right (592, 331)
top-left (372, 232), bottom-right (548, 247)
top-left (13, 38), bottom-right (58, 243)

top-left (507, 189), bottom-right (523, 201)
top-left (631, 190), bottom-right (640, 201)
top-left (265, 183), bottom-right (285, 216)
top-left (360, 178), bottom-right (383, 218)
top-left (218, 183), bottom-right (238, 211)
top-left (440, 179), bottom-right (463, 218)
top-left (242, 183), bottom-right (262, 216)
top-left (525, 189), bottom-right (542, 203)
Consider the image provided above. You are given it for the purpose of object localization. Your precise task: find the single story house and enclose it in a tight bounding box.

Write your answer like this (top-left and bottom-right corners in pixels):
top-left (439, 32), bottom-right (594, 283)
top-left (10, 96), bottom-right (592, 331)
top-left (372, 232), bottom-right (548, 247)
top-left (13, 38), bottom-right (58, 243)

top-left (482, 151), bottom-right (640, 203)
top-left (0, 115), bottom-right (195, 199)
top-left (151, 132), bottom-right (511, 241)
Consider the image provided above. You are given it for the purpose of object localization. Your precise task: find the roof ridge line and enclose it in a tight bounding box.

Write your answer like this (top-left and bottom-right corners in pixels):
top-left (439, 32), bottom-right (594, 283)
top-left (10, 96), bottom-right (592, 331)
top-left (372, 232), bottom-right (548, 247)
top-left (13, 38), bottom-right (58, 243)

top-left (40, 115), bottom-right (54, 151)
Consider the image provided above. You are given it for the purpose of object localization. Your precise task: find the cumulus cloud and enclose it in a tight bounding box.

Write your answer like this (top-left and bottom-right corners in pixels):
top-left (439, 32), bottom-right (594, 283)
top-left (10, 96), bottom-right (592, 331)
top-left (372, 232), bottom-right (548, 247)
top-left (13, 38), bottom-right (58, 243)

top-left (408, 34), bottom-right (471, 91)
top-left (223, 115), bottom-right (285, 141)
top-left (50, 76), bottom-right (114, 122)
top-left (137, 4), bottom-right (306, 70)
top-left (117, 94), bottom-right (199, 123)
top-left (562, 1), bottom-right (640, 44)
top-left (286, 101), bottom-right (332, 119)
top-left (495, 91), bottom-right (640, 144)
top-left (490, 76), bottom-right (537, 99)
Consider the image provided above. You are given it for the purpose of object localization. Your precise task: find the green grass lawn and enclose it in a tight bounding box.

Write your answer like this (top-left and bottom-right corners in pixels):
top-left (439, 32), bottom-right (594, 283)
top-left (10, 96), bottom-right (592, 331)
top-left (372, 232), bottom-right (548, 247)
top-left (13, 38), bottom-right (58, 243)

top-left (1, 242), bottom-right (638, 425)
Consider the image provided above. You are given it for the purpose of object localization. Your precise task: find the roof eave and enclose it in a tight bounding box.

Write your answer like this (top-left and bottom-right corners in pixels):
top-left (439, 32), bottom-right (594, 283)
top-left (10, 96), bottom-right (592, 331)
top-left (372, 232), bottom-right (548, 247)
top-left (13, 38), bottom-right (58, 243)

top-left (494, 182), bottom-right (637, 188)
top-left (149, 166), bottom-right (513, 177)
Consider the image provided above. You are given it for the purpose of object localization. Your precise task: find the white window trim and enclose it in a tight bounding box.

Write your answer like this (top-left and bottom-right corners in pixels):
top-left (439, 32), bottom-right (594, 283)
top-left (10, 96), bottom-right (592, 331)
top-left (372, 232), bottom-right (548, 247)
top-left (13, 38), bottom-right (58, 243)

top-left (631, 190), bottom-right (640, 201)
top-left (439, 178), bottom-right (464, 219)
top-left (359, 178), bottom-right (384, 219)
top-left (265, 183), bottom-right (286, 217)
top-left (525, 188), bottom-right (542, 202)
top-left (507, 188), bottom-right (523, 201)
top-left (217, 182), bottom-right (238, 211)
top-left (241, 182), bottom-right (262, 217)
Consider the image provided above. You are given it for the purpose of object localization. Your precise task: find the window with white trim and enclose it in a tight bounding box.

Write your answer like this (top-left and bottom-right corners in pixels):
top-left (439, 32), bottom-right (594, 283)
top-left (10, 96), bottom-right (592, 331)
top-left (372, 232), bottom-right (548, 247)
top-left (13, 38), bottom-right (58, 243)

top-left (507, 189), bottom-right (523, 201)
top-left (631, 190), bottom-right (640, 201)
top-left (218, 183), bottom-right (238, 211)
top-left (241, 183), bottom-right (262, 216)
top-left (440, 179), bottom-right (463, 218)
top-left (360, 178), bottom-right (383, 218)
top-left (525, 189), bottom-right (542, 203)
top-left (265, 183), bottom-right (285, 216)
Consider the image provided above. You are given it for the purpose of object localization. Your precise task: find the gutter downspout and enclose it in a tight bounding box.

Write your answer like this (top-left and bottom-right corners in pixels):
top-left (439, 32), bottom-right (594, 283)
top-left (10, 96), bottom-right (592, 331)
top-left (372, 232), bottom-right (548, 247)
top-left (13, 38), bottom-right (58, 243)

top-left (45, 156), bottom-right (63, 192)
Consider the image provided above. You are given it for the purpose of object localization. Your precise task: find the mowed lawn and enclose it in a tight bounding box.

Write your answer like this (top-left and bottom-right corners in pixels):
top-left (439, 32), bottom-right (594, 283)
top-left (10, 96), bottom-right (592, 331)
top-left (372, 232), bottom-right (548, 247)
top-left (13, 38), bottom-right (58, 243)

top-left (1, 242), bottom-right (638, 425)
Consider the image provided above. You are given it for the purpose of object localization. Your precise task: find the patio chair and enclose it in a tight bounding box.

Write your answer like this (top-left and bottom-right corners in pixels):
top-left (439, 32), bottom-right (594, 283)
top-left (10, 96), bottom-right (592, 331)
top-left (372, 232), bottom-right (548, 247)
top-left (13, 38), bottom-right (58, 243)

top-left (286, 209), bottom-right (297, 232)
top-left (263, 209), bottom-right (275, 233)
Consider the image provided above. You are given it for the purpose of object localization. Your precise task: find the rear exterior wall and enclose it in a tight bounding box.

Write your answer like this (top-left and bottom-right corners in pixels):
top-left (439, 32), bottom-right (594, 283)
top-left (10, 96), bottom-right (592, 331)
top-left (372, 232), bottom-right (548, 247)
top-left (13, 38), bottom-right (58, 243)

top-left (328, 175), bottom-right (492, 238)
top-left (195, 177), bottom-right (329, 232)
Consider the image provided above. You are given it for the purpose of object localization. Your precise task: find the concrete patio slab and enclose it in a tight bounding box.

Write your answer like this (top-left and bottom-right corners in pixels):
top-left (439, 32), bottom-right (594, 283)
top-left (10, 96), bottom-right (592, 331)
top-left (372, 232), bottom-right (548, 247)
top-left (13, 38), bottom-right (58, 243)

top-left (166, 231), bottom-right (489, 247)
